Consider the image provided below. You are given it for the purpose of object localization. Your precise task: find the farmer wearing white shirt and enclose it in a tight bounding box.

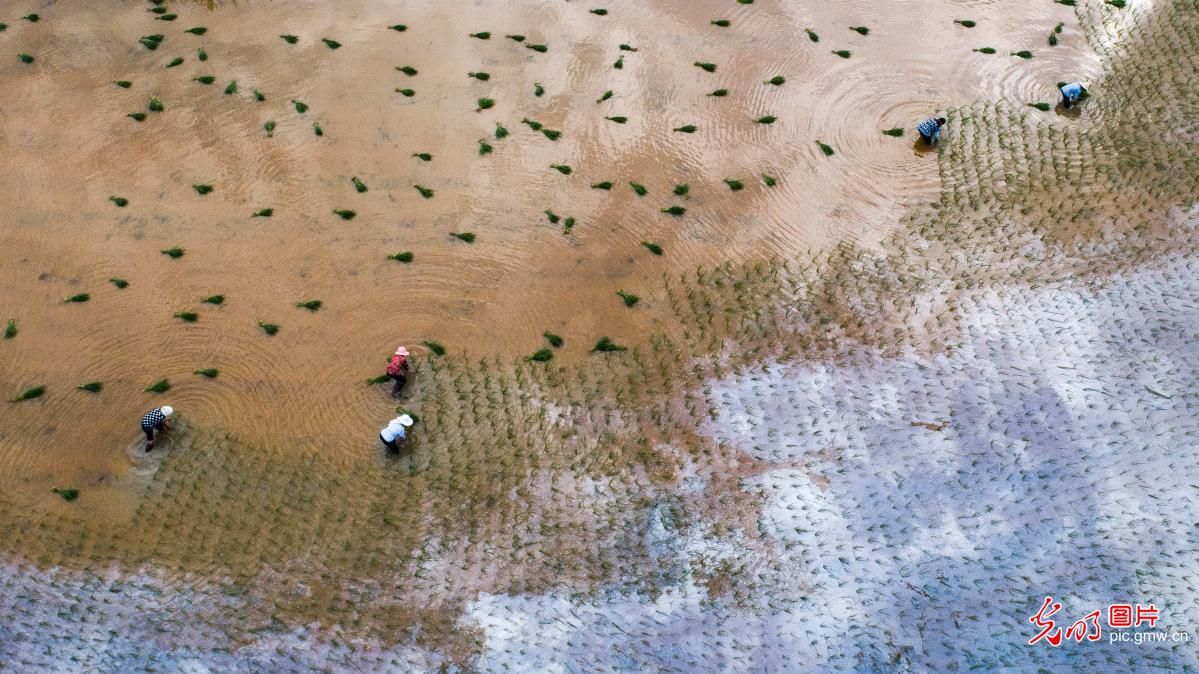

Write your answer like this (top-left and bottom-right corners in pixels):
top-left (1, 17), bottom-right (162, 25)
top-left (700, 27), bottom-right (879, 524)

top-left (380, 414), bottom-right (414, 453)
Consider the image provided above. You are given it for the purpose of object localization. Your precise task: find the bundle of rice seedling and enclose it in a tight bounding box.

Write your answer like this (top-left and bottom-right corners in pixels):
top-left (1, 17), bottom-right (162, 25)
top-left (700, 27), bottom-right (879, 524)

top-left (22, 13), bottom-right (39, 22)
top-left (198, 48), bottom-right (208, 61)
top-left (630, 182), bottom-right (647, 196)
top-left (551, 164), bottom-right (572, 175)
top-left (114, 80), bottom-right (133, 88)
top-left (193, 184), bottom-right (213, 194)
top-left (175, 311), bottom-right (199, 322)
top-left (606, 116), bottom-right (627, 124)
top-left (754, 115), bottom-right (776, 124)
top-left (194, 368), bottom-right (219, 378)
top-left (765, 76), bottom-right (785, 85)
top-left (590, 8), bottom-right (608, 15)
top-left (322, 38), bottom-right (341, 49)
top-left (545, 210), bottom-right (561, 224)
top-left (762, 174), bottom-right (777, 186)
top-left (661, 205), bottom-right (686, 216)
top-left (526, 44), bottom-right (548, 53)
top-left (708, 88), bottom-right (728, 97)
top-left (711, 19), bottom-right (730, 27)
top-left (62, 291), bottom-right (91, 302)
top-left (542, 128), bottom-right (561, 140)
top-left (476, 97), bottom-right (495, 111)
top-left (522, 117), bottom-right (543, 130)
top-left (641, 241), bottom-right (663, 255)
top-left (162, 246), bottom-right (185, 258)
top-left (883, 128), bottom-right (904, 136)
top-left (694, 62), bottom-right (716, 72)
top-left (367, 375), bottom-right (390, 385)
top-left (544, 332), bottom-right (563, 347)
top-left (495, 122), bottom-right (508, 139)
top-left (468, 71), bottom-right (490, 81)
top-left (850, 26), bottom-right (869, 35)
top-left (264, 120), bottom-right (276, 136)
top-left (332, 209), bottom-right (356, 220)
top-left (257, 321), bottom-right (279, 335)
top-left (52, 488), bottom-right (79, 501)
top-left (140, 34), bottom-right (165, 50)
top-left (832, 50), bottom-right (851, 58)
top-left (674, 124), bottom-right (697, 133)
top-left (296, 300), bottom-right (322, 311)
top-left (423, 340), bottom-right (446, 355)
top-left (506, 34), bottom-right (525, 42)
top-left (724, 178), bottom-right (744, 191)
top-left (110, 196), bottom-right (129, 207)
top-left (620, 44), bottom-right (637, 51)
top-left (479, 139), bottom-right (493, 154)
top-left (451, 231), bottom-right (475, 242)
top-left (389, 24), bottom-right (408, 32)
top-left (352, 176), bottom-right (368, 193)
top-left (387, 251), bottom-right (414, 263)
top-left (974, 47), bottom-right (996, 54)
top-left (157, 14), bottom-right (177, 21)
top-left (148, 97), bottom-right (164, 111)
top-left (528, 348), bottom-right (553, 362)
top-left (396, 88), bottom-right (415, 97)
top-left (562, 217), bottom-right (574, 234)
top-left (596, 90), bottom-right (613, 103)
top-left (77, 382), bottom-right (103, 392)
top-left (592, 337), bottom-right (626, 352)
top-left (617, 290), bottom-right (639, 307)
top-left (534, 82), bottom-right (544, 96)
top-left (185, 27), bottom-right (207, 35)
top-left (591, 181), bottom-right (613, 190)
top-left (1011, 50), bottom-right (1033, 59)
top-left (817, 140), bottom-right (835, 155)
top-left (397, 65), bottom-right (418, 76)
top-left (110, 278), bottom-right (129, 289)
top-left (18, 53), bottom-right (34, 64)
top-left (224, 80), bottom-right (238, 94)
top-left (613, 56), bottom-right (623, 69)
top-left (201, 295), bottom-right (224, 304)
top-left (414, 184), bottom-right (434, 198)
top-left (673, 183), bottom-right (689, 197)
top-left (292, 99), bottom-right (308, 113)
top-left (193, 75), bottom-right (215, 84)
top-left (128, 112), bottom-right (147, 122)
top-left (412, 152), bottom-right (432, 161)
top-left (806, 29), bottom-right (819, 42)
top-left (954, 19), bottom-right (976, 27)
top-left (313, 122), bottom-right (323, 136)
top-left (1028, 102), bottom-right (1051, 111)
top-left (470, 32), bottom-right (491, 39)
top-left (13, 386), bottom-right (45, 402)
top-left (4, 319), bottom-right (16, 339)
top-left (280, 34), bottom-right (299, 44)
top-left (166, 56), bottom-right (183, 68)
top-left (144, 379), bottom-right (171, 393)
top-left (253, 208), bottom-right (273, 217)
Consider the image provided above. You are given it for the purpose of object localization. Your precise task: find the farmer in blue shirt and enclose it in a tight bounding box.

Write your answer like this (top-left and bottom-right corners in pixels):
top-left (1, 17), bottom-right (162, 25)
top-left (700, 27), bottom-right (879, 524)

top-left (917, 117), bottom-right (947, 146)
top-left (1060, 81), bottom-right (1088, 109)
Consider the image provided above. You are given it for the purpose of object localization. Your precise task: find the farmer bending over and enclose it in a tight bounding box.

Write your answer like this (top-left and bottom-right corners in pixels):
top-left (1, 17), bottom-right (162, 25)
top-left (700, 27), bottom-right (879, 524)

top-left (379, 414), bottom-right (414, 453)
top-left (1060, 81), bottom-right (1088, 109)
top-left (918, 117), bottom-right (947, 146)
top-left (141, 405), bottom-right (173, 452)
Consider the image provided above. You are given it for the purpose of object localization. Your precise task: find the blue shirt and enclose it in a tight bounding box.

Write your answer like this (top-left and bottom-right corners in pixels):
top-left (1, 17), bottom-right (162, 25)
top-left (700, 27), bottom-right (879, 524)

top-left (1061, 82), bottom-right (1084, 102)
top-left (917, 118), bottom-right (940, 138)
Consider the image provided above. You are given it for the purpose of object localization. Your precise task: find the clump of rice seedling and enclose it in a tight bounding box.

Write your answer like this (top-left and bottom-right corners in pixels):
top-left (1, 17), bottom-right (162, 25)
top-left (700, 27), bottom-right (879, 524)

top-left (468, 71), bottom-right (490, 81)
top-left (1054, 22), bottom-right (1065, 33)
top-left (64, 293), bottom-right (90, 303)
top-left (765, 76), bottom-right (786, 85)
top-left (617, 290), bottom-right (640, 307)
top-left (674, 183), bottom-right (689, 197)
top-left (883, 127), bottom-right (905, 136)
top-left (630, 182), bottom-right (647, 196)
top-left (18, 53), bottom-right (34, 64)
top-left (562, 217), bottom-right (575, 234)
top-left (641, 241), bottom-right (663, 255)
top-left (162, 246), bottom-right (185, 258)
top-left (479, 139), bottom-right (493, 154)
top-left (193, 184), bottom-right (213, 194)
top-left (332, 209), bottom-right (356, 220)
top-left (397, 65), bottom-right (418, 76)
top-left (596, 90), bottom-right (613, 103)
top-left (606, 115), bottom-right (627, 123)
top-left (4, 319), bottom-right (16, 339)
top-left (613, 55), bottom-right (624, 69)
top-left (817, 140), bottom-right (835, 155)
top-left (198, 48), bottom-right (208, 61)
top-left (387, 251), bottom-right (414, 263)
top-left (148, 96), bottom-right (164, 111)
top-left (78, 382), bottom-right (103, 392)
top-left (13, 386), bottom-right (45, 402)
top-left (264, 120), bottom-right (276, 136)
top-left (522, 117), bottom-right (543, 130)
top-left (185, 27), bottom-right (207, 35)
top-left (367, 374), bottom-right (390, 385)
top-left (389, 24), bottom-right (408, 32)
top-left (313, 122), bottom-right (323, 136)
top-left (762, 174), bottom-right (777, 186)
top-left (1011, 50), bottom-right (1033, 59)
top-left (545, 209), bottom-right (561, 224)
top-left (396, 88), bottom-right (415, 97)
top-left (110, 196), bottom-right (129, 207)
top-left (528, 348), bottom-right (553, 362)
top-left (114, 80), bottom-right (133, 88)
top-left (296, 300), bottom-right (322, 311)
top-left (806, 28), bottom-right (820, 42)
top-left (414, 184), bottom-right (434, 198)
top-left (954, 19), bottom-right (976, 27)
top-left (280, 34), bottom-right (299, 44)
top-left (590, 8), bottom-right (608, 15)
top-left (1054, 0), bottom-right (1075, 5)
top-left (476, 97), bottom-right (495, 111)
top-left (194, 368), bottom-right (219, 378)
top-left (506, 34), bottom-right (525, 42)
top-left (258, 321), bottom-right (279, 335)
top-left (832, 50), bottom-right (851, 58)
top-left (22, 14), bottom-right (39, 22)
top-left (140, 34), bottom-right (165, 50)
top-left (157, 13), bottom-right (177, 21)
top-left (592, 336), bottom-right (626, 352)
top-left (128, 112), bottom-right (147, 122)
top-left (711, 19), bottom-right (730, 27)
top-left (674, 124), bottom-right (697, 133)
top-left (754, 115), bottom-right (776, 124)
top-left (661, 205), bottom-right (686, 216)
top-left (0, 23), bottom-right (6, 32)
top-left (495, 122), bottom-right (509, 139)
top-left (322, 38), bottom-right (341, 49)
top-left (292, 99), bottom-right (308, 113)
top-left (709, 88), bottom-right (728, 97)
top-left (224, 80), bottom-right (238, 94)
top-left (850, 26), bottom-right (869, 35)
top-left (551, 164), bottom-right (572, 175)
top-left (974, 47), bottom-right (996, 54)
top-left (527, 44), bottom-right (548, 53)
top-left (724, 178), bottom-right (744, 191)
top-left (201, 294), bottom-right (224, 304)
top-left (544, 331), bottom-right (563, 347)
top-left (534, 82), bottom-right (545, 96)
top-left (591, 181), bottom-right (613, 189)
top-left (413, 152), bottom-right (432, 161)
top-left (694, 61), bottom-right (716, 72)
top-left (110, 278), bottom-right (129, 289)
top-left (1028, 102), bottom-right (1051, 111)
top-left (52, 488), bottom-right (79, 501)
top-left (193, 75), bottom-right (215, 84)
top-left (166, 56), bottom-right (184, 68)
top-left (423, 340), bottom-right (445, 355)
top-left (451, 231), bottom-right (476, 242)
top-left (620, 44), bottom-right (637, 51)
top-left (737, 0), bottom-right (753, 4)
top-left (470, 31), bottom-right (491, 39)
top-left (144, 379), bottom-right (171, 393)
top-left (352, 176), bottom-right (368, 193)
top-left (175, 311), bottom-right (198, 322)
top-left (253, 208), bottom-right (273, 217)
top-left (542, 128), bottom-right (561, 140)
top-left (1048, 31), bottom-right (1057, 46)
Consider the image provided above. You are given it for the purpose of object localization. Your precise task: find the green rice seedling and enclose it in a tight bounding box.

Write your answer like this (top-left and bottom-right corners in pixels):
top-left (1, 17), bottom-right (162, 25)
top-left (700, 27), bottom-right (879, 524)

top-left (387, 251), bottom-right (414, 263)
top-left (754, 115), bottom-right (776, 124)
top-left (737, 0), bottom-right (753, 4)
top-left (590, 8), bottom-right (608, 15)
top-left (332, 209), bottom-right (356, 220)
top-left (506, 34), bottom-right (525, 42)
top-left (711, 19), bottom-right (730, 27)
top-left (630, 182), bottom-right (647, 196)
top-left (662, 205), bottom-right (686, 216)
top-left (193, 184), bottom-right (213, 195)
top-left (709, 88), bottom-right (728, 97)
top-left (313, 122), bottom-right (323, 136)
top-left (1055, 0), bottom-right (1075, 5)
top-left (1028, 102), bottom-right (1051, 111)
top-left (296, 300), bottom-right (322, 311)
top-left (253, 208), bottom-right (273, 217)
top-left (694, 61), bottom-right (716, 72)
top-left (606, 115), bottom-right (627, 123)
top-left (77, 382), bottom-right (103, 392)
top-left (674, 124), bottom-right (697, 133)
top-left (148, 97), bottom-right (164, 111)
top-left (954, 19), bottom-right (976, 27)
top-left (521, 117), bottom-right (543, 130)
top-left (806, 29), bottom-right (819, 42)
top-left (4, 319), bottom-right (15, 339)
top-left (397, 65), bottom-right (418, 76)
top-left (534, 82), bottom-right (545, 96)
top-left (175, 311), bottom-right (199, 322)
top-left (144, 379), bottom-right (171, 393)
top-left (52, 488), bottom-right (79, 501)
top-left (366, 374), bottom-right (390, 384)
top-left (545, 209), bottom-right (560, 224)
top-left (613, 55), bottom-right (624, 69)
top-left (832, 50), bottom-right (851, 58)
top-left (974, 47), bottom-right (996, 54)
top-left (224, 80), bottom-right (238, 94)
top-left (23, 14), bottom-right (39, 22)
top-left (468, 71), bottom-right (490, 81)
top-left (128, 112), bottom-right (147, 122)
top-left (257, 321), bottom-right (279, 335)
top-left (114, 80), bottom-right (132, 88)
top-left (1048, 32), bottom-right (1057, 46)
top-left (157, 14), bottom-right (177, 21)
top-left (193, 75), bottom-right (215, 84)
top-left (141, 34), bottom-right (165, 47)
top-left (414, 184), bottom-right (434, 198)
top-left (451, 231), bottom-right (475, 242)
top-left (673, 183), bottom-right (689, 197)
top-left (850, 26), bottom-right (869, 35)
top-left (596, 90), bottom-right (613, 103)
top-left (762, 174), bottom-right (777, 186)
top-left (495, 122), bottom-right (509, 139)
top-left (18, 53), bottom-right (34, 64)
top-left (1054, 22), bottom-right (1064, 33)
top-left (110, 196), bottom-right (129, 207)
top-left (423, 340), bottom-right (445, 356)
top-left (479, 139), bottom-right (493, 154)
top-left (110, 278), bottom-right (129, 289)
top-left (201, 294), bottom-right (224, 304)
top-left (527, 44), bottom-right (548, 53)
top-left (470, 32), bottom-right (491, 39)
top-left (817, 140), bottom-right (834, 155)
top-left (528, 348), bottom-right (553, 362)
top-left (883, 127), bottom-right (904, 136)
top-left (292, 99), bottom-right (308, 113)
top-left (322, 38), bottom-right (341, 49)
top-left (592, 336), bottom-right (626, 352)
top-left (765, 76), bottom-right (786, 85)
top-left (396, 88), bottom-right (415, 97)
top-left (542, 128), bottom-right (561, 140)
top-left (562, 217), bottom-right (574, 233)
top-left (162, 246), bottom-right (185, 258)
top-left (13, 386), bottom-right (45, 402)
top-left (620, 44), bottom-right (637, 51)
top-left (591, 181), bottom-right (613, 189)
top-left (194, 368), bottom-right (219, 378)
top-left (166, 56), bottom-right (184, 68)
top-left (64, 294), bottom-right (90, 303)
top-left (476, 97), bottom-right (495, 111)
top-left (352, 176), bottom-right (368, 193)
top-left (185, 27), bottom-right (207, 35)
top-left (544, 331), bottom-right (563, 347)
top-left (198, 48), bottom-right (208, 61)
top-left (641, 241), bottom-right (663, 255)
top-left (280, 34), bottom-right (299, 44)
top-left (413, 152), bottom-right (432, 161)
top-left (389, 23), bottom-right (408, 32)
top-left (1011, 50), bottom-right (1033, 59)
top-left (0, 23), bottom-right (6, 32)
top-left (551, 164), bottom-right (572, 175)
top-left (264, 120), bottom-right (276, 136)
top-left (139, 39), bottom-right (161, 51)
top-left (616, 290), bottom-right (639, 307)
top-left (724, 178), bottom-right (744, 191)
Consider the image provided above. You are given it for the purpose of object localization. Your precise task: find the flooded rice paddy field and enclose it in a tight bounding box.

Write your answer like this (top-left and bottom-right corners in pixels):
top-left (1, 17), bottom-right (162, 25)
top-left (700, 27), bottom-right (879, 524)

top-left (2, 0), bottom-right (1198, 671)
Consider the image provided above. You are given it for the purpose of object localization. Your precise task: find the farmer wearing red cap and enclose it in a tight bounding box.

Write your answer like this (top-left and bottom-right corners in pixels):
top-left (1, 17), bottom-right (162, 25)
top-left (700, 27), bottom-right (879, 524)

top-left (387, 346), bottom-right (411, 398)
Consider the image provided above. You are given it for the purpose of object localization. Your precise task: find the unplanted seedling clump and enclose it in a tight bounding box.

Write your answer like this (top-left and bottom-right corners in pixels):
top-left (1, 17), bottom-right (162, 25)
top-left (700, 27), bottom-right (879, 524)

top-left (765, 76), bottom-right (786, 86)
top-left (414, 185), bottom-right (434, 198)
top-left (630, 182), bottom-right (647, 196)
top-left (451, 231), bottom-right (476, 243)
top-left (397, 65), bottom-right (418, 76)
top-left (883, 127), bottom-right (905, 137)
top-left (175, 311), bottom-right (199, 322)
top-left (528, 348), bottom-right (553, 363)
top-left (527, 44), bottom-right (548, 53)
top-left (974, 47), bottom-right (997, 54)
top-left (64, 294), bottom-right (90, 303)
top-left (387, 251), bottom-right (414, 263)
top-left (13, 386), bottom-right (45, 402)
top-left (709, 88), bottom-right (728, 97)
top-left (495, 123), bottom-right (509, 139)
top-left (470, 32), bottom-right (491, 39)
top-left (253, 208), bottom-right (273, 217)
top-left (77, 382), bottom-right (103, 392)
top-left (193, 183), bottom-right (213, 195)
top-left (128, 113), bottom-right (147, 122)
top-left (641, 241), bottom-right (663, 255)
top-left (592, 336), bottom-right (626, 352)
top-left (185, 27), bottom-right (207, 35)
top-left (258, 321), bottom-right (279, 336)
top-left (551, 164), bottom-right (572, 175)
top-left (321, 38), bottom-right (341, 49)
top-left (694, 62), bottom-right (717, 72)
top-left (18, 53), bottom-right (34, 64)
top-left (280, 34), bottom-right (299, 44)
top-left (144, 379), bottom-right (171, 393)
top-left (543, 331), bottom-right (563, 348)
top-left (194, 368), bottom-right (219, 378)
top-left (389, 24), bottom-right (408, 32)
top-left (166, 57), bottom-right (183, 68)
top-left (850, 26), bottom-right (870, 35)
top-left (606, 116), bottom-right (627, 124)
top-left (476, 97), bottom-right (495, 111)
top-left (352, 176), bottom-right (368, 193)
top-left (662, 205), bottom-right (686, 216)
top-left (224, 80), bottom-right (238, 95)
top-left (114, 80), bottom-right (133, 88)
top-left (534, 82), bottom-right (545, 97)
top-left (754, 115), bottom-right (777, 124)
top-left (333, 209), bottom-right (356, 220)
top-left (148, 97), bottom-right (164, 112)
top-left (468, 71), bottom-right (490, 81)
top-left (109, 196), bottom-right (129, 207)
top-left (674, 183), bottom-right (689, 198)
top-left (199, 48), bottom-right (208, 62)
top-left (296, 300), bottom-right (322, 312)
top-left (193, 75), bottom-right (215, 84)
top-left (4, 319), bottom-right (16, 339)
top-left (202, 295), bottom-right (225, 305)
top-left (674, 124), bottom-right (697, 133)
top-left (396, 88), bottom-right (415, 97)
top-left (479, 139), bottom-right (493, 155)
top-left (806, 29), bottom-right (820, 42)
top-left (413, 152), bottom-right (432, 162)
top-left (616, 290), bottom-right (640, 307)
top-left (832, 50), bottom-right (852, 58)
top-left (292, 99), bottom-right (309, 113)
top-left (724, 178), bottom-right (744, 191)
top-left (162, 246), bottom-right (185, 258)
top-left (817, 140), bottom-right (835, 156)
top-left (591, 181), bottom-right (613, 190)
top-left (954, 19), bottom-right (976, 28)
top-left (711, 19), bottom-right (731, 27)
top-left (110, 278), bottom-right (129, 289)
top-left (264, 120), bottom-right (276, 136)
top-left (423, 340), bottom-right (446, 356)
top-left (140, 34), bottom-right (164, 50)
top-left (52, 488), bottom-right (79, 502)
top-left (1029, 102), bottom-right (1051, 111)
top-left (597, 90), bottom-right (613, 103)
top-left (762, 174), bottom-right (777, 187)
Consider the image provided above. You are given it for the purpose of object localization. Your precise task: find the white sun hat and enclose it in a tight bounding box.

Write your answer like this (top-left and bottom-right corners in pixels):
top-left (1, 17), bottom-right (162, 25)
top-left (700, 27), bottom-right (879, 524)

top-left (161, 405), bottom-right (174, 416)
top-left (395, 346), bottom-right (409, 356)
top-left (397, 414), bottom-right (413, 427)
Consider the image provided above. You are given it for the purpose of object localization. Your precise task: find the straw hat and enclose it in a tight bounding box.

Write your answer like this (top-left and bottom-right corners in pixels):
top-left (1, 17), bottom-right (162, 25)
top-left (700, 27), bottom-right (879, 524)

top-left (161, 405), bottom-right (174, 416)
top-left (395, 346), bottom-right (409, 357)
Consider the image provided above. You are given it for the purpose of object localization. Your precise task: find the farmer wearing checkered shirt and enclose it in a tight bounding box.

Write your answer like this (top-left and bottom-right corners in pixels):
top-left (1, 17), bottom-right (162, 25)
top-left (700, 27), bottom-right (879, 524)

top-left (140, 405), bottom-right (173, 452)
top-left (918, 117), bottom-right (947, 146)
